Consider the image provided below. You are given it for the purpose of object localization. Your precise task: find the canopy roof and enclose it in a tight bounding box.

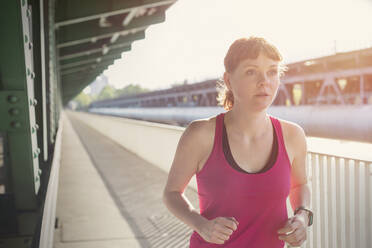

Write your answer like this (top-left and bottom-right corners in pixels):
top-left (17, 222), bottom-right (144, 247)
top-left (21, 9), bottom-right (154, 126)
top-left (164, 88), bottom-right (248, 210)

top-left (56, 0), bottom-right (176, 104)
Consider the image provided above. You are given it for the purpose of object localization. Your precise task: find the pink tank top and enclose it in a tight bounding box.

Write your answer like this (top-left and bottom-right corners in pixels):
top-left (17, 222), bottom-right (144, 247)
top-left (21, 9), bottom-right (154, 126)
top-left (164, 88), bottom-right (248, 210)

top-left (189, 112), bottom-right (291, 248)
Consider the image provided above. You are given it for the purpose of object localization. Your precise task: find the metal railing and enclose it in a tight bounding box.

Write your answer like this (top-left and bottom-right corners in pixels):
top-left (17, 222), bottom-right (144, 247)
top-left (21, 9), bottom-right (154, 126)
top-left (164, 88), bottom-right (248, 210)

top-left (306, 152), bottom-right (372, 248)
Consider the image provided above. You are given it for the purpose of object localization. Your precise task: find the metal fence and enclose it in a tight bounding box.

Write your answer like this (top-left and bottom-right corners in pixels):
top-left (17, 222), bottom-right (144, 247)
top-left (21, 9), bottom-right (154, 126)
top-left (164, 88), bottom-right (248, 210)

top-left (305, 152), bottom-right (372, 248)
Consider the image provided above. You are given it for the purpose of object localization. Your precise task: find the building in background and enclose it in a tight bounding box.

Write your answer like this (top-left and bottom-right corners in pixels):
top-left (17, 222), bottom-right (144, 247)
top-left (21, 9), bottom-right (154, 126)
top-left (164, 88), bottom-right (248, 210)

top-left (89, 74), bottom-right (109, 96)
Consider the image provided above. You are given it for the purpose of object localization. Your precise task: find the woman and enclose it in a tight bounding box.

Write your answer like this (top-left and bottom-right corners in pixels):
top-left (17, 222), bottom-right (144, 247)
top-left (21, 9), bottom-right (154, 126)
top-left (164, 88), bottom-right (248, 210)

top-left (162, 37), bottom-right (312, 247)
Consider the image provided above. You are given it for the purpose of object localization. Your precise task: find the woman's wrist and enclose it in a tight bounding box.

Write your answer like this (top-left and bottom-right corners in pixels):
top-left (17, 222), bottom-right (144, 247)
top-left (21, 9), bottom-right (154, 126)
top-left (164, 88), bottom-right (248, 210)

top-left (189, 209), bottom-right (208, 233)
top-left (294, 209), bottom-right (309, 227)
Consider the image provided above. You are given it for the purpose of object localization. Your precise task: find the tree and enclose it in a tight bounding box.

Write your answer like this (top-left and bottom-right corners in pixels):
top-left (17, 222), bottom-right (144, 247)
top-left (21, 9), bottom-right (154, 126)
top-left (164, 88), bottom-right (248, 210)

top-left (73, 92), bottom-right (93, 108)
top-left (96, 85), bottom-right (116, 100)
top-left (115, 84), bottom-right (149, 97)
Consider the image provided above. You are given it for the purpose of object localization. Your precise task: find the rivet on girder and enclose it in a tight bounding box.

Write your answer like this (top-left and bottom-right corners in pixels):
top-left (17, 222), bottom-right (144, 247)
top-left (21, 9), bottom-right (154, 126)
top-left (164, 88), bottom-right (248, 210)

top-left (27, 68), bottom-right (31, 76)
top-left (27, 7), bottom-right (31, 18)
top-left (11, 121), bottom-right (21, 128)
top-left (24, 35), bottom-right (28, 43)
top-left (33, 99), bottom-right (38, 106)
top-left (28, 42), bottom-right (33, 50)
top-left (36, 148), bottom-right (40, 154)
top-left (33, 151), bottom-right (38, 158)
top-left (38, 168), bottom-right (42, 176)
top-left (21, 0), bottom-right (26, 7)
top-left (29, 99), bottom-right (33, 106)
top-left (9, 108), bottom-right (20, 116)
top-left (35, 175), bottom-right (40, 182)
top-left (7, 95), bottom-right (19, 103)
top-left (32, 124), bottom-right (39, 133)
top-left (30, 72), bottom-right (35, 79)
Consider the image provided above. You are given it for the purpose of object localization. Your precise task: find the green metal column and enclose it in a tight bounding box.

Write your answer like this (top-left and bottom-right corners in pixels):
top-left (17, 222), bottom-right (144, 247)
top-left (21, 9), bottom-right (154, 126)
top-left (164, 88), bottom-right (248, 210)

top-left (0, 0), bottom-right (43, 247)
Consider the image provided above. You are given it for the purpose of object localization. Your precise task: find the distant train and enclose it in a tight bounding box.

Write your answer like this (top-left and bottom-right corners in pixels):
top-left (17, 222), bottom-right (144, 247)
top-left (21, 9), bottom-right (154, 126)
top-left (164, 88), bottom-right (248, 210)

top-left (89, 105), bottom-right (372, 143)
top-left (90, 47), bottom-right (372, 109)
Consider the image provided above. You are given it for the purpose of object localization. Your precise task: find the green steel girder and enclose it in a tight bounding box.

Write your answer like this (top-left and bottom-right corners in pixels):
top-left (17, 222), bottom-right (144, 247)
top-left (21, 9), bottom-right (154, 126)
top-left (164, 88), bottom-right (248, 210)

top-left (61, 60), bottom-right (113, 75)
top-left (63, 76), bottom-right (96, 95)
top-left (58, 44), bottom-right (131, 60)
top-left (56, 11), bottom-right (165, 46)
top-left (61, 70), bottom-right (103, 82)
top-left (61, 66), bottom-right (109, 82)
top-left (63, 75), bottom-right (109, 96)
top-left (0, 0), bottom-right (41, 204)
top-left (0, 1), bottom-right (45, 244)
top-left (60, 51), bottom-right (120, 66)
top-left (60, 54), bottom-right (122, 70)
top-left (59, 45), bottom-right (131, 61)
top-left (55, 0), bottom-right (175, 27)
top-left (62, 65), bottom-right (111, 93)
top-left (59, 45), bottom-right (131, 63)
top-left (62, 74), bottom-right (100, 102)
top-left (58, 43), bottom-right (132, 104)
top-left (59, 31), bottom-right (145, 55)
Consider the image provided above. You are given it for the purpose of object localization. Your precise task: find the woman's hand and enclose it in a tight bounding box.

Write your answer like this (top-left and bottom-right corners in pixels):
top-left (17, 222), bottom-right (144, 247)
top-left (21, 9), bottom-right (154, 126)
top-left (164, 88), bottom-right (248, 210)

top-left (277, 213), bottom-right (308, 247)
top-left (197, 216), bottom-right (239, 244)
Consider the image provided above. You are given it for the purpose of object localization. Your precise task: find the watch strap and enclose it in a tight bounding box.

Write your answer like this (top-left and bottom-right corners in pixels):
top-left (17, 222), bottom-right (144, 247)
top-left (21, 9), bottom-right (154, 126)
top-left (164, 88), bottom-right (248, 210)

top-left (294, 206), bottom-right (313, 226)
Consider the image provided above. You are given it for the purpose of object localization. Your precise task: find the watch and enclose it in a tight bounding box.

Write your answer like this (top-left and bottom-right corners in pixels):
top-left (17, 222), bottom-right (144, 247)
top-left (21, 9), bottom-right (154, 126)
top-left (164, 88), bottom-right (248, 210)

top-left (294, 206), bottom-right (313, 226)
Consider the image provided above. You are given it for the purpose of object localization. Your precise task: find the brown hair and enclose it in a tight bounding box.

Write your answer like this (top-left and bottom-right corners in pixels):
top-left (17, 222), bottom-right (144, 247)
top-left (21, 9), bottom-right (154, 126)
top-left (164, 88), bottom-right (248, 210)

top-left (216, 36), bottom-right (285, 110)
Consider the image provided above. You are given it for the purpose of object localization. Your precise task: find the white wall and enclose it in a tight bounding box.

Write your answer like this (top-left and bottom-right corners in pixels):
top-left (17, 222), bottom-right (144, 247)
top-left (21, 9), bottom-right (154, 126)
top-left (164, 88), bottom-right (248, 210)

top-left (67, 110), bottom-right (198, 190)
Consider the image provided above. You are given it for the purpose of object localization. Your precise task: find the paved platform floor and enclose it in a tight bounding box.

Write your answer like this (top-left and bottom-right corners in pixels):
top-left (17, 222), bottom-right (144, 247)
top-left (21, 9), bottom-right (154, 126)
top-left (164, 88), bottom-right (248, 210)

top-left (53, 112), bottom-right (199, 248)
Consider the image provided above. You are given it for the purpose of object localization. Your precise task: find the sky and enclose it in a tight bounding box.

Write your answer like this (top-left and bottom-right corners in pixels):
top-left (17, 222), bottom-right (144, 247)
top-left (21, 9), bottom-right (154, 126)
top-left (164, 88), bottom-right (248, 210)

top-left (100, 0), bottom-right (372, 91)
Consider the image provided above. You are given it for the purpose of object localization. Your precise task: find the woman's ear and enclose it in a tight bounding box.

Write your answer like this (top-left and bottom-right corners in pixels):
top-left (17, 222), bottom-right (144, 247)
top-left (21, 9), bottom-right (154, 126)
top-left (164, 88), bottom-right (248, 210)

top-left (223, 72), bottom-right (232, 91)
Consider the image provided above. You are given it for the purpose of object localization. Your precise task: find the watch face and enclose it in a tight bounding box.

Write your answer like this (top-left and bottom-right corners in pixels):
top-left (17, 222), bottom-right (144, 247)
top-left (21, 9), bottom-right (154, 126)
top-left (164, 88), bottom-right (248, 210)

top-left (308, 211), bottom-right (313, 226)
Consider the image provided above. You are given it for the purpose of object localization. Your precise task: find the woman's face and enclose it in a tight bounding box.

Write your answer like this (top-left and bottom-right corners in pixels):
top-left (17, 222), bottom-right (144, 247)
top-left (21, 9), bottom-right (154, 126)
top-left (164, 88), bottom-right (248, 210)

top-left (224, 52), bottom-right (280, 111)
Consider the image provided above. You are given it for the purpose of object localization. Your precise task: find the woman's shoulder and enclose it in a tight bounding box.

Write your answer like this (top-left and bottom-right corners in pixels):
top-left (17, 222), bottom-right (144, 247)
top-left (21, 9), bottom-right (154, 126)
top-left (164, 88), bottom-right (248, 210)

top-left (184, 115), bottom-right (217, 141)
top-left (275, 118), bottom-right (306, 140)
top-left (178, 115), bottom-right (218, 171)
top-left (273, 117), bottom-right (307, 163)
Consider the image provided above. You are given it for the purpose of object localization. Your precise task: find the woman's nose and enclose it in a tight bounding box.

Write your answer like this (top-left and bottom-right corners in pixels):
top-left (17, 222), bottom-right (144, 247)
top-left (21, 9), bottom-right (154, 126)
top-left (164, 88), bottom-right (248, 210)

top-left (256, 72), bottom-right (269, 85)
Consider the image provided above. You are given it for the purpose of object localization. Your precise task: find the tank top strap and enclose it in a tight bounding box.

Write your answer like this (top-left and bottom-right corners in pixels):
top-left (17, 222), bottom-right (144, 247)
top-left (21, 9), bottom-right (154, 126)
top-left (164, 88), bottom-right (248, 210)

top-left (214, 112), bottom-right (225, 150)
top-left (269, 115), bottom-right (291, 165)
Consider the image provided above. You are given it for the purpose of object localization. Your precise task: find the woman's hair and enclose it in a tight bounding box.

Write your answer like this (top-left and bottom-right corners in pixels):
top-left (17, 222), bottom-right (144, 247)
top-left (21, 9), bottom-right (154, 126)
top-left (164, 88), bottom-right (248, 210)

top-left (216, 36), bottom-right (286, 110)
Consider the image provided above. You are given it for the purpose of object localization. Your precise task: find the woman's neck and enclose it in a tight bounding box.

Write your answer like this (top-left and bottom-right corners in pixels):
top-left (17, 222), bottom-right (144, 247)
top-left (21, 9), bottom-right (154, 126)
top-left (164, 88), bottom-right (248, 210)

top-left (224, 105), bottom-right (270, 141)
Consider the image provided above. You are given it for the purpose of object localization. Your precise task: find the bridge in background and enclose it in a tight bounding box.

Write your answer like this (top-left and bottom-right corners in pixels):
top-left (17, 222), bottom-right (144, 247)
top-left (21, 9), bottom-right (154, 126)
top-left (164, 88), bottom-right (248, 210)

top-left (91, 46), bottom-right (372, 108)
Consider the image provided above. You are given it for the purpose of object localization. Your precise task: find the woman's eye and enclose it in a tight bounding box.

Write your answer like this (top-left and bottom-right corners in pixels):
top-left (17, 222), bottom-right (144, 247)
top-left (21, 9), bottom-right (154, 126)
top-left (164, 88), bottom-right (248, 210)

top-left (246, 69), bottom-right (256, 75)
top-left (268, 69), bottom-right (278, 76)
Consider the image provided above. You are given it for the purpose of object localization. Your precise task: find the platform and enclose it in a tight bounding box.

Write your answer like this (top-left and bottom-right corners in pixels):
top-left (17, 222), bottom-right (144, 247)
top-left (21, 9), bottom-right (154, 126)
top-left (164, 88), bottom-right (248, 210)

top-left (53, 112), bottom-right (199, 248)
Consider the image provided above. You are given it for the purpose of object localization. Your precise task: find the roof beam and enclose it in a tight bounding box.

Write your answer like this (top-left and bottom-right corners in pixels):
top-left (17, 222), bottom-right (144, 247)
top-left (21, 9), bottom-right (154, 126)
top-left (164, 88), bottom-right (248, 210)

top-left (59, 31), bottom-right (144, 55)
top-left (60, 54), bottom-right (122, 70)
top-left (59, 46), bottom-right (131, 64)
top-left (60, 53), bottom-right (119, 66)
top-left (62, 73), bottom-right (96, 83)
top-left (62, 70), bottom-right (104, 93)
top-left (55, 0), bottom-right (175, 28)
top-left (59, 44), bottom-right (131, 61)
top-left (58, 12), bottom-right (165, 45)
top-left (57, 11), bottom-right (164, 46)
top-left (56, 26), bottom-right (146, 48)
top-left (61, 61), bottom-right (113, 76)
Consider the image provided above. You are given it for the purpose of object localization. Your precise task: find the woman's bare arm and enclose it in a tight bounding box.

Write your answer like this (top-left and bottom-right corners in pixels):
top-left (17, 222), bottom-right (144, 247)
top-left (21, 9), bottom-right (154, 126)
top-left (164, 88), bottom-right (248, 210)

top-left (162, 120), bottom-right (209, 232)
top-left (288, 124), bottom-right (311, 219)
top-left (278, 123), bottom-right (311, 247)
top-left (162, 119), bottom-right (238, 244)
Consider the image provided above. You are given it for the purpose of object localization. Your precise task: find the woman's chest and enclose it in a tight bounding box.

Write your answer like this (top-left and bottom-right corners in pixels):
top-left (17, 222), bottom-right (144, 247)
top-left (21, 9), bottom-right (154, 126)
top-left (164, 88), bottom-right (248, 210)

top-left (197, 158), bottom-right (291, 200)
top-left (228, 136), bottom-right (274, 173)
